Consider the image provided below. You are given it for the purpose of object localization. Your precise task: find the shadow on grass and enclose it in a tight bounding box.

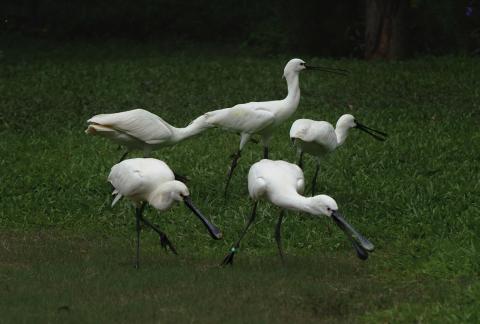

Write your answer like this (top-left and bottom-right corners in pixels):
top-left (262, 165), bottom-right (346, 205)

top-left (0, 230), bottom-right (470, 323)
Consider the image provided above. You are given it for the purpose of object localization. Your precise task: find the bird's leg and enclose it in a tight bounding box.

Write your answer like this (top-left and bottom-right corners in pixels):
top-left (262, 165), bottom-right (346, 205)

top-left (224, 149), bottom-right (242, 198)
top-left (311, 163), bottom-right (320, 196)
top-left (173, 171), bottom-right (189, 183)
top-left (297, 151), bottom-right (304, 169)
top-left (275, 210), bottom-right (286, 263)
top-left (140, 215), bottom-right (178, 255)
top-left (221, 202), bottom-right (258, 266)
top-left (118, 151), bottom-right (129, 163)
top-left (261, 135), bottom-right (271, 159)
top-left (134, 205), bottom-right (143, 269)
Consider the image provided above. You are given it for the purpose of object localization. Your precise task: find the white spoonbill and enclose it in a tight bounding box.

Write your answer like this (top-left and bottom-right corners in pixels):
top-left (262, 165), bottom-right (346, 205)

top-left (201, 58), bottom-right (348, 196)
top-left (86, 108), bottom-right (208, 162)
top-left (221, 159), bottom-right (374, 265)
top-left (108, 158), bottom-right (222, 268)
top-left (290, 114), bottom-right (387, 195)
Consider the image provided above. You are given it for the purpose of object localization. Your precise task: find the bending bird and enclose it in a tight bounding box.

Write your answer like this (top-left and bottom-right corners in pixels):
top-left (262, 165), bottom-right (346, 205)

top-left (108, 158), bottom-right (222, 268)
top-left (221, 159), bottom-right (374, 266)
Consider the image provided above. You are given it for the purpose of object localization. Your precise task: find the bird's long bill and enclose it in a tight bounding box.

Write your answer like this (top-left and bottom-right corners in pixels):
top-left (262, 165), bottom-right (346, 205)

top-left (356, 122), bottom-right (388, 141)
top-left (183, 196), bottom-right (223, 240)
top-left (331, 211), bottom-right (375, 254)
top-left (305, 65), bottom-right (349, 76)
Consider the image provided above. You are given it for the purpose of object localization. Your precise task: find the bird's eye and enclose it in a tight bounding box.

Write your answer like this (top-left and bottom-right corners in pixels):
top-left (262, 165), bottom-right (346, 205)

top-left (326, 207), bottom-right (331, 211)
top-left (300, 62), bottom-right (305, 66)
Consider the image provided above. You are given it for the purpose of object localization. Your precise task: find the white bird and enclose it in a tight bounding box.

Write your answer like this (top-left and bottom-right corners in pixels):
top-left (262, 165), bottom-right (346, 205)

top-left (221, 159), bottom-right (374, 265)
top-left (108, 158), bottom-right (222, 268)
top-left (200, 58), bottom-right (348, 196)
top-left (86, 108), bottom-right (209, 162)
top-left (290, 114), bottom-right (387, 195)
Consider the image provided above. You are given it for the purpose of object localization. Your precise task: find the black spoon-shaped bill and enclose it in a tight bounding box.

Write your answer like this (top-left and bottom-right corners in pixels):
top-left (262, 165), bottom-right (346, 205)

top-left (305, 65), bottom-right (349, 76)
top-left (331, 211), bottom-right (375, 253)
top-left (355, 121), bottom-right (388, 141)
top-left (183, 196), bottom-right (223, 240)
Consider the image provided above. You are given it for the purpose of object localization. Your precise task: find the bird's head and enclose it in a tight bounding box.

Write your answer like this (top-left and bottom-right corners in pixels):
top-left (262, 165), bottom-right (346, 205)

top-left (336, 114), bottom-right (357, 130)
top-left (283, 58), bottom-right (307, 76)
top-left (309, 194), bottom-right (339, 217)
top-left (283, 58), bottom-right (349, 78)
top-left (150, 180), bottom-right (189, 211)
top-left (309, 194), bottom-right (375, 260)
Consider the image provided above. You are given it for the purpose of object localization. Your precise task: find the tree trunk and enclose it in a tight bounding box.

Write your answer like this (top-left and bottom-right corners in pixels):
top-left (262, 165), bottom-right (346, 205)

top-left (365, 0), bottom-right (408, 60)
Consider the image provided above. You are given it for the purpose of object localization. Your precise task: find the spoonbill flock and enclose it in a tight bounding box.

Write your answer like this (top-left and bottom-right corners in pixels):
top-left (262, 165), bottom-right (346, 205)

top-left (86, 58), bottom-right (386, 268)
top-left (198, 58), bottom-right (348, 196)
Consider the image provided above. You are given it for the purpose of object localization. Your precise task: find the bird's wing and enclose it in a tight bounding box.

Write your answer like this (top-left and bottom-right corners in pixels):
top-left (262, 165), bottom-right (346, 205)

top-left (248, 162), bottom-right (268, 200)
top-left (310, 121), bottom-right (337, 148)
top-left (88, 109), bottom-right (173, 144)
top-left (204, 104), bottom-right (275, 134)
top-left (292, 164), bottom-right (305, 194)
top-left (290, 119), bottom-right (316, 142)
top-left (108, 162), bottom-right (149, 198)
top-left (276, 160), bottom-right (305, 194)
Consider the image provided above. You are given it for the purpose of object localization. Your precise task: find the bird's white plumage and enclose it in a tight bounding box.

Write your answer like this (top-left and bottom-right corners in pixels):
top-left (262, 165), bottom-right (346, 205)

top-left (86, 109), bottom-right (209, 154)
top-left (204, 104), bottom-right (276, 135)
top-left (88, 109), bottom-right (173, 145)
top-left (201, 58), bottom-right (307, 150)
top-left (108, 158), bottom-right (182, 210)
top-left (290, 119), bottom-right (338, 156)
top-left (248, 159), bottom-right (305, 206)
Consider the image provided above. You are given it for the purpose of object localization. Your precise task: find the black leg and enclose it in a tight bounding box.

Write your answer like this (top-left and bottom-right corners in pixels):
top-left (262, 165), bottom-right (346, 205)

top-left (263, 146), bottom-right (269, 159)
top-left (140, 215), bottom-right (178, 255)
top-left (311, 163), bottom-right (320, 196)
top-left (118, 151), bottom-right (129, 163)
top-left (297, 151), bottom-right (304, 169)
top-left (134, 205), bottom-right (143, 269)
top-left (224, 149), bottom-right (241, 198)
top-left (275, 210), bottom-right (286, 263)
top-left (221, 202), bottom-right (258, 266)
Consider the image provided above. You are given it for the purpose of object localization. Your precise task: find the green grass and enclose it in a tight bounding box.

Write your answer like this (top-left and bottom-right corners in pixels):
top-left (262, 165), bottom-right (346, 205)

top-left (1, 40), bottom-right (480, 322)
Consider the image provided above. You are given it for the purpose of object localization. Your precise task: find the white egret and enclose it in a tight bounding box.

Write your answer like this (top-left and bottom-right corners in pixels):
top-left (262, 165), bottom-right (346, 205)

top-left (221, 159), bottom-right (374, 265)
top-left (86, 109), bottom-right (208, 162)
top-left (290, 114), bottom-right (387, 195)
top-left (108, 158), bottom-right (222, 268)
top-left (200, 58), bottom-right (348, 196)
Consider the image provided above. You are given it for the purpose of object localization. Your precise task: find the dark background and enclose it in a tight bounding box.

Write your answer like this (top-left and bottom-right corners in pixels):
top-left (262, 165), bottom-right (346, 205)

top-left (1, 0), bottom-right (480, 58)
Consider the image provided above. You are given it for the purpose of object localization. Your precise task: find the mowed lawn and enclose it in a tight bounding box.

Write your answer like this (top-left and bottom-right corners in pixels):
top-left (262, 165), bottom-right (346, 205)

top-left (1, 41), bottom-right (479, 323)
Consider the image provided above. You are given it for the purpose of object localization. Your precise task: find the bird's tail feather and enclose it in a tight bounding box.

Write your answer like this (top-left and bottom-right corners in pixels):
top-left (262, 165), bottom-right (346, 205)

top-left (111, 192), bottom-right (123, 207)
top-left (85, 124), bottom-right (114, 135)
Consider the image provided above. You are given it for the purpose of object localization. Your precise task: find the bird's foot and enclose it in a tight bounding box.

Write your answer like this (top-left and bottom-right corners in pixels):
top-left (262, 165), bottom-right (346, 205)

top-left (160, 234), bottom-right (178, 255)
top-left (221, 247), bottom-right (238, 266)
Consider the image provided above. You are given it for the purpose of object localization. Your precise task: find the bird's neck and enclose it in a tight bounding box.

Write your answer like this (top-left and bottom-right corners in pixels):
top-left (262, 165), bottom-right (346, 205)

top-left (334, 124), bottom-right (350, 147)
top-left (171, 115), bottom-right (210, 142)
top-left (148, 182), bottom-right (177, 211)
top-left (284, 72), bottom-right (301, 110)
top-left (272, 191), bottom-right (318, 215)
